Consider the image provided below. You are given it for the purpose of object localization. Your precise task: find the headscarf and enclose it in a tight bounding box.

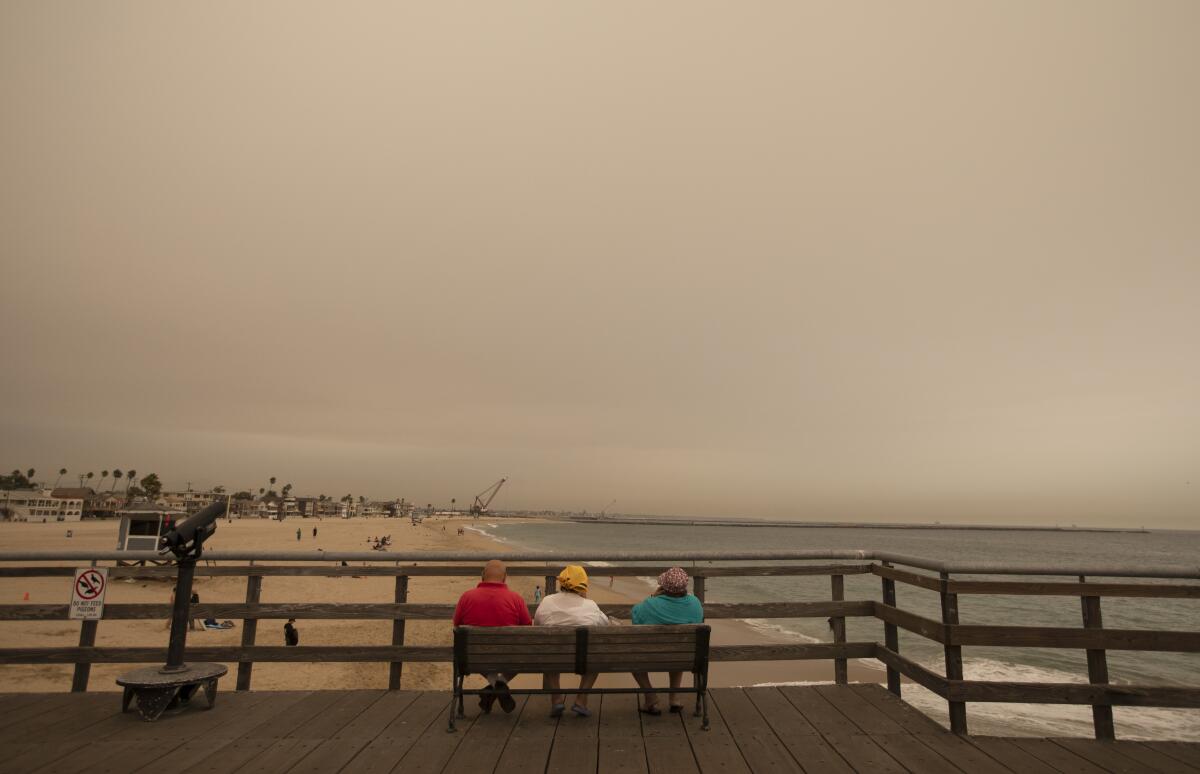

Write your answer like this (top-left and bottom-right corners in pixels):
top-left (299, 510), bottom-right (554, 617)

top-left (558, 564), bottom-right (589, 594)
top-left (658, 566), bottom-right (690, 596)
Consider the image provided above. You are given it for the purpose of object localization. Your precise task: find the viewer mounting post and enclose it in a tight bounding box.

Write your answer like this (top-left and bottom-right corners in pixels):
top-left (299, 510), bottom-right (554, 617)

top-left (116, 501), bottom-right (229, 720)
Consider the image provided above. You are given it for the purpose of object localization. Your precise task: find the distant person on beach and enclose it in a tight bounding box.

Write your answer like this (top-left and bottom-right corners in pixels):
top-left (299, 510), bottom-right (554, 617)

top-left (533, 565), bottom-right (613, 717)
top-left (313, 527), bottom-right (318, 538)
top-left (630, 567), bottom-right (704, 715)
top-left (284, 618), bottom-right (299, 646)
top-left (533, 585), bottom-right (542, 604)
top-left (296, 528), bottom-right (301, 541)
top-left (452, 559), bottom-right (531, 714)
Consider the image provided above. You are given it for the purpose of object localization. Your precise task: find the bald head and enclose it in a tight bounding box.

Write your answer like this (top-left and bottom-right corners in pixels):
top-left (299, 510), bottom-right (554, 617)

top-left (481, 559), bottom-right (507, 583)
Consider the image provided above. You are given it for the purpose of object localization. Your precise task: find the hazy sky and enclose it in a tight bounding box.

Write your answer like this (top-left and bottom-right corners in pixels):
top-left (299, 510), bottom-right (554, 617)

top-left (2, 2), bottom-right (1197, 527)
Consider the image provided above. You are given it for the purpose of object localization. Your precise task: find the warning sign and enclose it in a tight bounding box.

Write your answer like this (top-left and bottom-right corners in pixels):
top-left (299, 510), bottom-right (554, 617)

top-left (69, 567), bottom-right (108, 620)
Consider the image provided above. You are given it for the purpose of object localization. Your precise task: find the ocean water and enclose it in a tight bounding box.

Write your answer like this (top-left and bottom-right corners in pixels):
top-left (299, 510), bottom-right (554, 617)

top-left (476, 520), bottom-right (1200, 739)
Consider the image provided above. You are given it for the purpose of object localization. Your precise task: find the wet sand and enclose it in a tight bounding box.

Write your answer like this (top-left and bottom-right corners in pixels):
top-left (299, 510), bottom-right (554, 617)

top-left (0, 517), bottom-right (885, 693)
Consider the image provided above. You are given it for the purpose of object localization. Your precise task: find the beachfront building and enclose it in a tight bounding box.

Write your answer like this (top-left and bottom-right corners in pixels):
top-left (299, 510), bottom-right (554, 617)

top-left (85, 492), bottom-right (124, 519)
top-left (159, 490), bottom-right (225, 514)
top-left (0, 488), bottom-right (85, 522)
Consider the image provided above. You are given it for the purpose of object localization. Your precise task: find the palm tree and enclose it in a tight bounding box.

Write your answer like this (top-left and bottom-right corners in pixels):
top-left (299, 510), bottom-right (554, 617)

top-left (258, 487), bottom-right (265, 497)
top-left (125, 469), bottom-right (137, 495)
top-left (26, 468), bottom-right (35, 482)
top-left (451, 498), bottom-right (456, 512)
top-left (86, 472), bottom-right (94, 490)
top-left (55, 468), bottom-right (67, 488)
top-left (111, 469), bottom-right (122, 492)
top-left (98, 471), bottom-right (109, 491)
top-left (268, 476), bottom-right (277, 496)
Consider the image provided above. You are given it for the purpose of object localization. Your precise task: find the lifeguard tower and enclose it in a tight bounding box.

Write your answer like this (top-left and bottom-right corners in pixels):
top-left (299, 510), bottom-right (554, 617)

top-left (115, 504), bottom-right (186, 553)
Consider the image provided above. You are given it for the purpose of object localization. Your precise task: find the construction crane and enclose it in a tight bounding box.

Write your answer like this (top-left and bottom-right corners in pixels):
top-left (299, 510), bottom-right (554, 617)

top-left (599, 500), bottom-right (616, 518)
top-left (470, 478), bottom-right (507, 518)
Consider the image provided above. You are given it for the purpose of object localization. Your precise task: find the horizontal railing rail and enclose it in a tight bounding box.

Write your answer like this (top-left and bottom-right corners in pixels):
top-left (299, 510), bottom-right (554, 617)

top-left (1, 550), bottom-right (1196, 741)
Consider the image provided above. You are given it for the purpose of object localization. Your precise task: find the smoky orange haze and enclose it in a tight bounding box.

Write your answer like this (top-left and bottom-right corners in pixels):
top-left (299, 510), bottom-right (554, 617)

top-left (1, 2), bottom-right (1197, 528)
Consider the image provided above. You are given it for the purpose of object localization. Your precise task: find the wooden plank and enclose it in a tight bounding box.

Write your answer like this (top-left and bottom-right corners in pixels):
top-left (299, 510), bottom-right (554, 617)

top-left (236, 572), bottom-right (262, 690)
top-left (950, 625), bottom-right (1200, 652)
top-left (132, 694), bottom-right (301, 772)
top-left (0, 599), bottom-right (873, 621)
top-left (813, 684), bottom-right (908, 735)
top-left (642, 710), bottom-right (701, 774)
top-left (236, 690), bottom-right (329, 738)
top-left (442, 695), bottom-right (528, 774)
top-left (333, 690), bottom-right (421, 741)
top-left (289, 738), bottom-right (372, 774)
top-left (909, 734), bottom-right (1014, 774)
top-left (709, 689), bottom-right (804, 773)
top-left (1007, 738), bottom-right (1109, 774)
top-left (881, 567), bottom-right (902, 697)
top-left (1141, 742), bottom-right (1200, 769)
top-left (343, 693), bottom-right (458, 774)
top-left (848, 683), bottom-right (946, 734)
top-left (821, 734), bottom-right (909, 774)
top-left (966, 738), bottom-right (1061, 774)
top-left (744, 688), bottom-right (854, 773)
top-left (494, 688), bottom-right (561, 774)
top-left (238, 738), bottom-right (326, 774)
top-left (0, 645), bottom-right (454, 663)
top-left (940, 573), bottom-right (968, 734)
top-left (290, 690), bottom-right (386, 738)
top-left (949, 680), bottom-right (1200, 708)
top-left (948, 579), bottom-right (1200, 598)
top-left (0, 563), bottom-right (873, 579)
top-left (831, 574), bottom-right (848, 684)
top-left (1107, 742), bottom-right (1199, 774)
top-left (546, 689), bottom-right (599, 774)
top-left (1053, 738), bottom-right (1162, 774)
top-left (872, 734), bottom-right (963, 774)
top-left (1080, 585), bottom-right (1115, 740)
top-left (777, 685), bottom-right (854, 737)
top-left (875, 602), bottom-right (947, 643)
top-left (598, 694), bottom-right (650, 774)
top-left (711, 642), bottom-right (876, 661)
top-left (4, 693), bottom-right (120, 744)
top-left (873, 563), bottom-right (943, 592)
top-left (389, 697), bottom-right (480, 773)
top-left (389, 574), bottom-right (409, 689)
top-left (874, 646), bottom-right (950, 696)
top-left (0, 694), bottom-right (72, 736)
top-left (680, 688), bottom-right (753, 774)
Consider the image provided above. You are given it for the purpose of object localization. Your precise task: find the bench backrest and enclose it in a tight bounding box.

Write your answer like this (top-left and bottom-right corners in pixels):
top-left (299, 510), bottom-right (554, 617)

top-left (454, 624), bottom-right (710, 675)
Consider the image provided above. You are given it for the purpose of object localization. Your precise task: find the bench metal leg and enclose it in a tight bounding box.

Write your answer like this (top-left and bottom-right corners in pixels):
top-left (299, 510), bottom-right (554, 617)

top-left (698, 674), bottom-right (710, 731)
top-left (447, 671), bottom-right (460, 732)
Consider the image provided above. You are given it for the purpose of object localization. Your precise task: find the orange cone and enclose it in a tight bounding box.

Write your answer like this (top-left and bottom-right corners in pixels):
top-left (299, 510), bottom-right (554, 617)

top-left (23, 592), bottom-right (29, 601)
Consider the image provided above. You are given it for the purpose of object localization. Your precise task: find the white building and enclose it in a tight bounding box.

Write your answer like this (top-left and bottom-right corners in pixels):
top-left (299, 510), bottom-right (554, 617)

top-left (1, 489), bottom-right (84, 522)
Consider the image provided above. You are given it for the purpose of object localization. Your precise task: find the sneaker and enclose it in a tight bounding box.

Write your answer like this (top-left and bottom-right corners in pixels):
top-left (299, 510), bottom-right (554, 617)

top-left (478, 689), bottom-right (495, 714)
top-left (493, 679), bottom-right (516, 713)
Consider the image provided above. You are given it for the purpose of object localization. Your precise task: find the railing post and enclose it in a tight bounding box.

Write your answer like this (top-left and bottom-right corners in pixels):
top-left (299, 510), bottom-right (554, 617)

top-left (693, 575), bottom-right (706, 603)
top-left (389, 571), bottom-right (409, 689)
top-left (939, 571), bottom-right (968, 735)
top-left (70, 559), bottom-right (98, 692)
top-left (1080, 575), bottom-right (1115, 740)
top-left (880, 562), bottom-right (901, 696)
top-left (831, 574), bottom-right (847, 685)
top-left (236, 562), bottom-right (262, 691)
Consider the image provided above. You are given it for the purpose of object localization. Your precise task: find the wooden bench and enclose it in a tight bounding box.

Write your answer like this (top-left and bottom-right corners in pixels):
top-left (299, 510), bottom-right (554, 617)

top-left (451, 624), bottom-right (711, 731)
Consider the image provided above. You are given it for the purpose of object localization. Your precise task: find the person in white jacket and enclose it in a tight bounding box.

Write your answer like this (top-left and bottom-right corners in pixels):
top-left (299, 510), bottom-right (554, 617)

top-left (533, 564), bottom-right (613, 717)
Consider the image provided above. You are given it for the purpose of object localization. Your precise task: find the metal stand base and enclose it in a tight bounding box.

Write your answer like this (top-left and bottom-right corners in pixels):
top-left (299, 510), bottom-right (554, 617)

top-left (117, 663), bottom-right (227, 722)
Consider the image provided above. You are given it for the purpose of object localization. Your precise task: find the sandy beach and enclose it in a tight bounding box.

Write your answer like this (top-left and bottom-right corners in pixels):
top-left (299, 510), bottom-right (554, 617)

top-left (0, 517), bottom-right (885, 694)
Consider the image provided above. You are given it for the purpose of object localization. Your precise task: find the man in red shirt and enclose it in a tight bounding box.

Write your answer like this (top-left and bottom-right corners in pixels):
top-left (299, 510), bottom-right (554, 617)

top-left (452, 559), bottom-right (531, 713)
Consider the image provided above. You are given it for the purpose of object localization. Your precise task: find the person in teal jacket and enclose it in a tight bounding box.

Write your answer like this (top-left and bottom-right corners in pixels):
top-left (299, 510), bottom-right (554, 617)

top-left (631, 566), bottom-right (704, 714)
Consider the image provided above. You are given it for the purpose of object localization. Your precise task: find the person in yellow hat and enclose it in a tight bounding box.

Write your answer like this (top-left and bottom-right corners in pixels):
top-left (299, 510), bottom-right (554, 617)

top-left (533, 564), bottom-right (614, 717)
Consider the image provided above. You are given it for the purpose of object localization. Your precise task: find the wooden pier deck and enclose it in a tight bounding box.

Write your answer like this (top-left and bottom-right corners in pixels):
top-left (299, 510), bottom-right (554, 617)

top-left (2, 685), bottom-right (1197, 774)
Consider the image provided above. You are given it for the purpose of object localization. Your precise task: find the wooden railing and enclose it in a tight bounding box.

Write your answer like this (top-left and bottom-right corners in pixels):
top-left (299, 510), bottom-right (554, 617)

top-left (1, 549), bottom-right (1197, 740)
